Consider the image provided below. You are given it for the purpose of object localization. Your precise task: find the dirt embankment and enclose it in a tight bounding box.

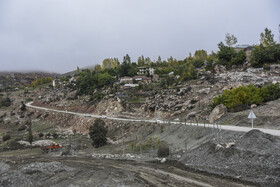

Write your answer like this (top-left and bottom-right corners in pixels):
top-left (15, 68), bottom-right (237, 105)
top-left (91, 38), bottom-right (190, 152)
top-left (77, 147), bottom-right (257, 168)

top-left (180, 129), bottom-right (280, 186)
top-left (22, 107), bottom-right (280, 186)
top-left (217, 99), bottom-right (280, 130)
top-left (0, 157), bottom-right (255, 187)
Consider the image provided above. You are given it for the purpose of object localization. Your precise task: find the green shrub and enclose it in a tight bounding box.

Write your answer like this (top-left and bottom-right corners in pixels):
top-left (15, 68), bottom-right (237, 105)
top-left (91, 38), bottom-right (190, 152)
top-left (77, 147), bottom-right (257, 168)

top-left (217, 42), bottom-right (246, 67)
top-left (157, 142), bottom-right (170, 157)
top-left (212, 84), bottom-right (280, 112)
top-left (38, 132), bottom-right (44, 138)
top-left (27, 131), bottom-right (33, 145)
top-left (25, 98), bottom-right (33, 103)
top-left (18, 125), bottom-right (27, 131)
top-left (250, 44), bottom-right (280, 67)
top-left (90, 92), bottom-right (105, 102)
top-left (89, 119), bottom-right (107, 148)
top-left (31, 77), bottom-right (53, 87)
top-left (193, 59), bottom-right (204, 68)
top-left (0, 97), bottom-right (12, 107)
top-left (20, 102), bottom-right (26, 111)
top-left (52, 133), bottom-right (59, 139)
top-left (2, 134), bottom-right (11, 142)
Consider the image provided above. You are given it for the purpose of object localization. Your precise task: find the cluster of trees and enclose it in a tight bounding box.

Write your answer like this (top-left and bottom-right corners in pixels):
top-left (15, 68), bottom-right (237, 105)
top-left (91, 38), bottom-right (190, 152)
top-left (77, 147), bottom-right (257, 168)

top-left (217, 42), bottom-right (246, 67)
top-left (89, 119), bottom-right (107, 148)
top-left (60, 75), bottom-right (71, 82)
top-left (250, 28), bottom-right (280, 67)
top-left (76, 69), bottom-right (114, 95)
top-left (213, 28), bottom-right (280, 69)
top-left (75, 53), bottom-right (200, 94)
top-left (74, 27), bottom-right (279, 95)
top-left (75, 54), bottom-right (139, 95)
top-left (212, 84), bottom-right (280, 112)
top-left (31, 77), bottom-right (53, 87)
top-left (216, 33), bottom-right (246, 67)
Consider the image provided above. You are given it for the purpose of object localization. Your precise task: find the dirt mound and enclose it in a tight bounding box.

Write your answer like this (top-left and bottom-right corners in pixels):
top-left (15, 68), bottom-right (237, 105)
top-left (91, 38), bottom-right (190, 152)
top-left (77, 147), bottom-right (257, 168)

top-left (2, 140), bottom-right (27, 151)
top-left (238, 129), bottom-right (280, 154)
top-left (180, 129), bottom-right (280, 186)
top-left (243, 129), bottom-right (274, 140)
top-left (0, 163), bottom-right (10, 174)
top-left (0, 162), bottom-right (75, 187)
top-left (20, 162), bottom-right (74, 175)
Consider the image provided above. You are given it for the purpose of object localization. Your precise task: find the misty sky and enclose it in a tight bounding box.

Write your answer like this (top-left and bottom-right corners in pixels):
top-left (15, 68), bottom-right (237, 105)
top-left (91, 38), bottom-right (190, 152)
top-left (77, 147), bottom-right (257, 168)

top-left (0, 0), bottom-right (279, 73)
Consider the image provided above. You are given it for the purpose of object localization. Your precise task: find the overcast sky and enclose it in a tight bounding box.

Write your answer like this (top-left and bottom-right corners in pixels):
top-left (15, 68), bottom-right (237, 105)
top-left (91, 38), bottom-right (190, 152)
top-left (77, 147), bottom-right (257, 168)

top-left (0, 0), bottom-right (279, 73)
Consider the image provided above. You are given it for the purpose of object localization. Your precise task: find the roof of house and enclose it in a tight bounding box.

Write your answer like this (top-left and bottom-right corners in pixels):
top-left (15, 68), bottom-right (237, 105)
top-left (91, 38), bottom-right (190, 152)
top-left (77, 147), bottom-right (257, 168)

top-left (120, 76), bottom-right (133, 80)
top-left (137, 67), bottom-right (154, 69)
top-left (234, 44), bottom-right (252, 49)
top-left (133, 76), bottom-right (152, 80)
top-left (124, 84), bottom-right (139, 87)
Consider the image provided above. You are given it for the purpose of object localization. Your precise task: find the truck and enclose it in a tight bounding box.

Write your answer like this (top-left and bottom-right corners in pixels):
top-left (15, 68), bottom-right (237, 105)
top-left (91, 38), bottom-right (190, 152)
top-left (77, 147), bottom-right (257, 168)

top-left (41, 143), bottom-right (63, 153)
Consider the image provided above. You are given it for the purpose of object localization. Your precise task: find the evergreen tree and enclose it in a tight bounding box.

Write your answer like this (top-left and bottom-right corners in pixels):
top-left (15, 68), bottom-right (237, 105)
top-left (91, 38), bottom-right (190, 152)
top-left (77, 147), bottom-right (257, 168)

top-left (89, 119), bottom-right (107, 148)
top-left (225, 33), bottom-right (237, 47)
top-left (260, 28), bottom-right (276, 47)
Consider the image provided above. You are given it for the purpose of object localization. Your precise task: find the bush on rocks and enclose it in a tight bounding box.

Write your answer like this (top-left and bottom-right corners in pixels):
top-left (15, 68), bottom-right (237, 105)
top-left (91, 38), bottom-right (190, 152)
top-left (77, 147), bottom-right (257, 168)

top-left (18, 125), bottom-right (27, 131)
top-left (157, 142), bottom-right (170, 157)
top-left (89, 119), bottom-right (107, 148)
top-left (2, 134), bottom-right (11, 142)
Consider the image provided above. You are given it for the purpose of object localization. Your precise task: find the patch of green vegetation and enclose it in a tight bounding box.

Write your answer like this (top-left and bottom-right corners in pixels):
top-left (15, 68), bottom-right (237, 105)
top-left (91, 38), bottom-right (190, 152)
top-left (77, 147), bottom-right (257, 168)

top-left (31, 77), bottom-right (53, 87)
top-left (0, 148), bottom-right (42, 157)
top-left (129, 136), bottom-right (161, 153)
top-left (0, 139), bottom-right (12, 151)
top-left (217, 42), bottom-right (246, 67)
top-left (25, 97), bottom-right (33, 103)
top-left (126, 95), bottom-right (145, 104)
top-left (32, 121), bottom-right (56, 134)
top-left (212, 84), bottom-right (280, 112)
top-left (90, 92), bottom-right (105, 103)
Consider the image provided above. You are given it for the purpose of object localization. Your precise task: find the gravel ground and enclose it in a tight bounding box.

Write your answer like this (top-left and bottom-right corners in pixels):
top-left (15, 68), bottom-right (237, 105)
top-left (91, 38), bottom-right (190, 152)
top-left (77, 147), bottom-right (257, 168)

top-left (0, 157), bottom-right (254, 187)
top-left (180, 129), bottom-right (280, 187)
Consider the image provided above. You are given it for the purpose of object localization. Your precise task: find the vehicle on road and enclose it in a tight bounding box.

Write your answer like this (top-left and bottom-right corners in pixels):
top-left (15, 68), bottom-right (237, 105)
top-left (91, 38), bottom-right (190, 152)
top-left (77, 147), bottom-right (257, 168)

top-left (41, 144), bottom-right (63, 153)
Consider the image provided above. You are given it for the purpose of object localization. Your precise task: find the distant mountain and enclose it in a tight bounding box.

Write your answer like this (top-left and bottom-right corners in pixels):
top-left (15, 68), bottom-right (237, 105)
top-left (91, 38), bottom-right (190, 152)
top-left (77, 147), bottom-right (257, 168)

top-left (62, 65), bottom-right (96, 77)
top-left (0, 71), bottom-right (60, 89)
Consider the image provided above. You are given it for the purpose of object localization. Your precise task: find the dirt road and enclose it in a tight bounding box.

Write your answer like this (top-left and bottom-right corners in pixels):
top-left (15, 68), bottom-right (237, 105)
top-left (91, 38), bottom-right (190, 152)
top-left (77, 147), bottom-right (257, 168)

top-left (0, 156), bottom-right (255, 187)
top-left (26, 102), bottom-right (280, 136)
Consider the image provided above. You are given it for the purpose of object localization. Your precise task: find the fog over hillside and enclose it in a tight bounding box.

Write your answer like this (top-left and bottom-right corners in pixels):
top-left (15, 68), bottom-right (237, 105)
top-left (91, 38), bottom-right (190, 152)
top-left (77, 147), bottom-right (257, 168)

top-left (0, 0), bottom-right (279, 73)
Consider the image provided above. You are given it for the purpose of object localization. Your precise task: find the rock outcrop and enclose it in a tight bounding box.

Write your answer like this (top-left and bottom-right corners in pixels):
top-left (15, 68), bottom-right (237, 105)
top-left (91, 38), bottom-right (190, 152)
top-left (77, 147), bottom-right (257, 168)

top-left (209, 104), bottom-right (227, 123)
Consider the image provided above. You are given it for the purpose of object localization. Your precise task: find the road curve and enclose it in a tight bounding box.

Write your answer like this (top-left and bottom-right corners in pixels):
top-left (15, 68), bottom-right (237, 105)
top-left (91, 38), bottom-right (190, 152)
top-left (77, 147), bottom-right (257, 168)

top-left (26, 102), bottom-right (280, 137)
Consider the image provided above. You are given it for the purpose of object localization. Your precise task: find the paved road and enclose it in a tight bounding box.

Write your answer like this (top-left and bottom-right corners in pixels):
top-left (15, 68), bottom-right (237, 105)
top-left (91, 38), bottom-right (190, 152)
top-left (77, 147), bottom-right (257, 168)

top-left (26, 102), bottom-right (280, 137)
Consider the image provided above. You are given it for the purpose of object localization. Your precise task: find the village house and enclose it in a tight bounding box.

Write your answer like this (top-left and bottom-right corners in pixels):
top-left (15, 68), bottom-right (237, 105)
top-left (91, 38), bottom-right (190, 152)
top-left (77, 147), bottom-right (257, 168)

top-left (234, 44), bottom-right (253, 61)
top-left (120, 76), bottom-right (133, 84)
top-left (124, 84), bottom-right (139, 88)
top-left (137, 67), bottom-right (155, 75)
top-left (133, 76), bottom-right (152, 83)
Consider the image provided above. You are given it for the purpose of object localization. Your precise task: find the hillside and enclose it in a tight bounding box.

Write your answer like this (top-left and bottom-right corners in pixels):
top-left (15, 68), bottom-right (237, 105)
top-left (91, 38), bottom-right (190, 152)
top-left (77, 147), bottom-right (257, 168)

top-left (0, 72), bottom-right (60, 89)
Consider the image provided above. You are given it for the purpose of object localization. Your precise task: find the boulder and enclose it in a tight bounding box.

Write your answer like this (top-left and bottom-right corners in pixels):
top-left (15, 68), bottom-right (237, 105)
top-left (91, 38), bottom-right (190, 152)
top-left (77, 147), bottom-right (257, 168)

top-left (225, 142), bottom-right (235, 148)
top-left (251, 104), bottom-right (257, 109)
top-left (215, 144), bottom-right (224, 151)
top-left (198, 87), bottom-right (210, 94)
top-left (160, 158), bottom-right (167, 163)
top-left (209, 104), bottom-right (227, 123)
top-left (186, 111), bottom-right (197, 119)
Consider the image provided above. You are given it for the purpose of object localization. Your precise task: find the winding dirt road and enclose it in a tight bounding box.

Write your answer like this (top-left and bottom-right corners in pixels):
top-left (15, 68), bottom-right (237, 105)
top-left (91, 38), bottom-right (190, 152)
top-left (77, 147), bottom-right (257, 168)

top-left (26, 102), bottom-right (280, 136)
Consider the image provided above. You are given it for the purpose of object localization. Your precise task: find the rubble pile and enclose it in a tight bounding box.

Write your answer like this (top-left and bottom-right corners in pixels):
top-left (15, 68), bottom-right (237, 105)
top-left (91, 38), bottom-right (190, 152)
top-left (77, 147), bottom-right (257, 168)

top-left (180, 129), bottom-right (280, 186)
